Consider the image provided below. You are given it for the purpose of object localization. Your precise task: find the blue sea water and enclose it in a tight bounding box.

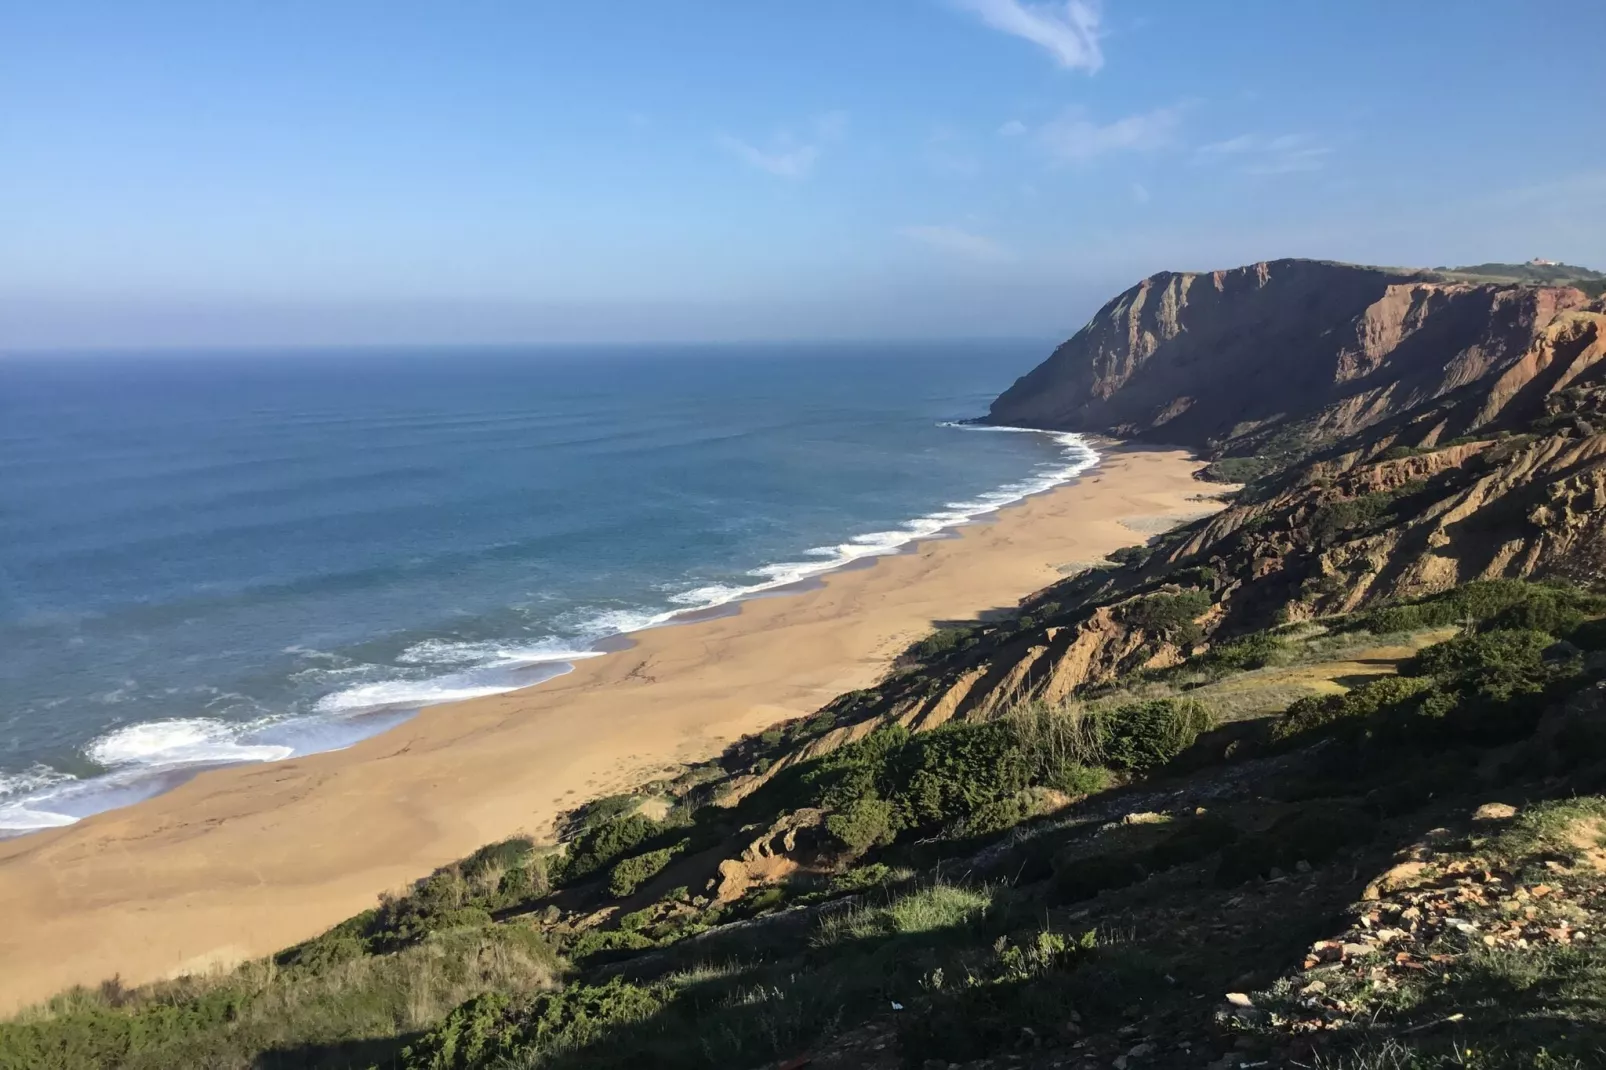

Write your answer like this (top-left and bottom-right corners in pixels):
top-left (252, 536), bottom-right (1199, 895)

top-left (0, 342), bottom-right (1094, 832)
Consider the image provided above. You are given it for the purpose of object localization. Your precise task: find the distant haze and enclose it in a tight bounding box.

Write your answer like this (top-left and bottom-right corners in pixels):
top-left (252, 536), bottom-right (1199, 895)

top-left (3, 2), bottom-right (1604, 349)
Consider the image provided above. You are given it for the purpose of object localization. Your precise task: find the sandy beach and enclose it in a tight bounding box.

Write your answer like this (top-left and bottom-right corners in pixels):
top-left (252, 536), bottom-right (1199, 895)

top-left (0, 445), bottom-right (1222, 1013)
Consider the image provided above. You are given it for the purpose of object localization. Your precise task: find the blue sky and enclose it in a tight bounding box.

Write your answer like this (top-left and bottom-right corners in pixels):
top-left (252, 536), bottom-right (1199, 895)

top-left (3, 1), bottom-right (1604, 347)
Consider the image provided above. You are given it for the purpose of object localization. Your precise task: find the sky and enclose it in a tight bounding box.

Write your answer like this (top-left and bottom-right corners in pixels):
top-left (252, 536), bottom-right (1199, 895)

top-left (3, 0), bottom-right (1604, 349)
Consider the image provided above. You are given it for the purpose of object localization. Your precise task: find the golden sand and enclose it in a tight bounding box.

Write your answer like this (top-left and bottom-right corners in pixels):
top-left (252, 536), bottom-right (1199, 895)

top-left (0, 446), bottom-right (1219, 1012)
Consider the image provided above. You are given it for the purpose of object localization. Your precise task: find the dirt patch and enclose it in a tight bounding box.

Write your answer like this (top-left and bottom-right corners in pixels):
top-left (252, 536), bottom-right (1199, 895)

top-left (1564, 816), bottom-right (1606, 872)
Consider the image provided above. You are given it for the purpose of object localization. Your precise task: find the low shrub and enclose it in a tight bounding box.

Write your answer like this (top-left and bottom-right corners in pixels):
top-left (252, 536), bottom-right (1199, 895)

top-left (1048, 762), bottom-right (1110, 797)
top-left (903, 625), bottom-right (979, 665)
top-left (607, 844), bottom-right (680, 899)
top-left (553, 813), bottom-right (660, 886)
top-left (1121, 591), bottom-right (1213, 644)
top-left (1099, 699), bottom-right (1214, 772)
top-left (1405, 628), bottom-right (1560, 679)
top-left (824, 795), bottom-right (900, 853)
top-left (399, 977), bottom-right (664, 1070)
top-left (1201, 455), bottom-right (1281, 484)
top-left (564, 929), bottom-right (656, 963)
top-left (1201, 631), bottom-right (1286, 673)
top-left (828, 863), bottom-right (905, 893)
top-left (1351, 579), bottom-right (1606, 637)
top-left (1269, 675), bottom-right (1436, 744)
top-left (1104, 544), bottom-right (1151, 568)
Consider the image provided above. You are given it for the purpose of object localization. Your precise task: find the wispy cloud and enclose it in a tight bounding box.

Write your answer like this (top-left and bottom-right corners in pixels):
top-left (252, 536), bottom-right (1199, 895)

top-left (926, 124), bottom-right (982, 176)
top-left (1039, 105), bottom-right (1182, 163)
top-left (900, 224), bottom-right (1012, 262)
top-left (955, 0), bottom-right (1103, 72)
top-left (1131, 182), bottom-right (1151, 204)
top-left (998, 119), bottom-right (1028, 137)
top-left (719, 112), bottom-right (848, 179)
top-left (1194, 133), bottom-right (1331, 175)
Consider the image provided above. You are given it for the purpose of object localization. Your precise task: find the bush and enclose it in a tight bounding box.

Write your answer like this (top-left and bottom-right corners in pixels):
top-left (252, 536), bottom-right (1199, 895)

top-left (825, 795), bottom-right (900, 853)
top-left (617, 908), bottom-right (653, 932)
top-left (1121, 591), bottom-right (1213, 643)
top-left (564, 929), bottom-right (656, 963)
top-left (1352, 579), bottom-right (1606, 636)
top-left (1269, 675), bottom-right (1437, 744)
top-left (904, 626), bottom-right (978, 665)
top-left (1049, 762), bottom-right (1110, 796)
top-left (555, 814), bottom-right (660, 886)
top-left (1105, 544), bottom-right (1151, 568)
top-left (1202, 631), bottom-right (1286, 673)
top-left (1099, 699), bottom-right (1214, 772)
top-left (400, 977), bottom-right (664, 1069)
top-left (607, 845), bottom-right (680, 899)
top-left (829, 863), bottom-right (902, 893)
top-left (1406, 628), bottom-right (1559, 679)
top-left (888, 722), bottom-right (1033, 828)
top-left (1202, 455), bottom-right (1281, 484)
top-left (570, 794), bottom-right (640, 831)
top-left (1309, 489), bottom-right (1402, 543)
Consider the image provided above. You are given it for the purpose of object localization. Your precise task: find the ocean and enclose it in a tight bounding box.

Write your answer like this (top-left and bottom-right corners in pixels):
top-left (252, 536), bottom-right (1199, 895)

top-left (0, 342), bottom-right (1094, 832)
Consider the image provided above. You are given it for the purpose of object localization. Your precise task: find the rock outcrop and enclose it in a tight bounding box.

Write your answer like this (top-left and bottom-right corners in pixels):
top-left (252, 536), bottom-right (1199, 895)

top-left (988, 259), bottom-right (1602, 456)
top-left (786, 261), bottom-right (1606, 745)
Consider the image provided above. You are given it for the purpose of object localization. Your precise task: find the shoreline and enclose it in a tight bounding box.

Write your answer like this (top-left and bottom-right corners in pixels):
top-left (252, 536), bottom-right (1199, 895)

top-left (0, 429), bottom-right (1100, 836)
top-left (0, 444), bottom-right (1222, 1014)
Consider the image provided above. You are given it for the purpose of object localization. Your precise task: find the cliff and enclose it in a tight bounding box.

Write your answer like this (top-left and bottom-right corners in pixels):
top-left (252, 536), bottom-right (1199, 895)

top-left (988, 258), bottom-right (1601, 459)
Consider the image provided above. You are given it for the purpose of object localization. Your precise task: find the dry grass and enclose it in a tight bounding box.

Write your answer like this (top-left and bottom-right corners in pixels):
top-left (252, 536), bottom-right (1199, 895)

top-left (1090, 627), bottom-right (1460, 724)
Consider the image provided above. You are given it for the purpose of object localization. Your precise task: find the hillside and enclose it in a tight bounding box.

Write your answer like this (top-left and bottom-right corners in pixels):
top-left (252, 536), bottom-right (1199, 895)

top-left (5, 261), bottom-right (1606, 1070)
top-left (987, 259), bottom-right (1604, 462)
top-left (1431, 261), bottom-right (1606, 295)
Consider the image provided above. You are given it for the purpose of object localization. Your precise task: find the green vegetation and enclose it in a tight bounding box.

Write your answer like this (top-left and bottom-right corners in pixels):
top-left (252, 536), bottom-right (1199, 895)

top-left (899, 624), bottom-right (979, 665)
top-left (549, 814), bottom-right (658, 886)
top-left (1308, 480), bottom-right (1426, 544)
top-left (782, 696), bottom-right (1212, 856)
top-left (606, 845), bottom-right (679, 898)
top-left (1348, 578), bottom-right (1606, 636)
top-left (1119, 589), bottom-right (1212, 643)
top-left (1430, 260), bottom-right (1606, 296)
top-left (1200, 454), bottom-right (1282, 484)
top-left (5, 574), bottom-right (1604, 1070)
top-left (0, 925), bottom-right (558, 1070)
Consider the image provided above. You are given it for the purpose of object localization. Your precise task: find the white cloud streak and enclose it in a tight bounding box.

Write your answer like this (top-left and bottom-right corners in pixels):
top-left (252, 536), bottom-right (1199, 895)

top-left (900, 224), bottom-right (1012, 262)
top-left (998, 119), bottom-right (1028, 137)
top-left (956, 0), bottom-right (1103, 72)
top-left (1039, 105), bottom-right (1181, 163)
top-left (719, 113), bottom-right (848, 180)
top-left (718, 136), bottom-right (820, 178)
top-left (1194, 133), bottom-right (1332, 175)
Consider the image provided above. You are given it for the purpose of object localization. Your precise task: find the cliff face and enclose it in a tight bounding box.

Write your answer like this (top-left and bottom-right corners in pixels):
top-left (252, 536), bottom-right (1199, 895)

top-left (988, 258), bottom-right (1598, 452)
top-left (779, 263), bottom-right (1606, 758)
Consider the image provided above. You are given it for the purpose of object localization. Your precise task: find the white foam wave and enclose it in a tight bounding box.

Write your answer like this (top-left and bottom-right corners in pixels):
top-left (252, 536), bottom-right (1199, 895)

top-left (0, 803), bottom-right (77, 831)
top-left (1, 424), bottom-right (1098, 835)
top-left (643, 426), bottom-right (1101, 616)
top-left (313, 678), bottom-right (529, 715)
top-left (0, 764), bottom-right (77, 800)
top-left (86, 718), bottom-right (295, 768)
top-left (396, 637), bottom-right (606, 668)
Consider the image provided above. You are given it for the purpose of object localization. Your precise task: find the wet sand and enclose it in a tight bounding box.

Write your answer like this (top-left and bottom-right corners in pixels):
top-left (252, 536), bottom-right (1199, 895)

top-left (0, 445), bottom-right (1222, 1012)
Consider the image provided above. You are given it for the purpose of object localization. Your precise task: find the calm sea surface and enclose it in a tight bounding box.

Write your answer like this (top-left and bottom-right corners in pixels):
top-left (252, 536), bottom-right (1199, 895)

top-left (0, 342), bottom-right (1094, 831)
